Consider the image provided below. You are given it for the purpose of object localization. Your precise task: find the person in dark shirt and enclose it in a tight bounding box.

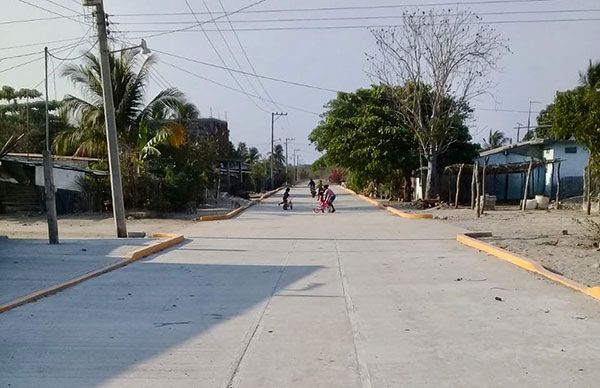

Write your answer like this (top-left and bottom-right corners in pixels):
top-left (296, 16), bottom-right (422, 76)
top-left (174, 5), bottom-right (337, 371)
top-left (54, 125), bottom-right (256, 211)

top-left (278, 187), bottom-right (291, 208)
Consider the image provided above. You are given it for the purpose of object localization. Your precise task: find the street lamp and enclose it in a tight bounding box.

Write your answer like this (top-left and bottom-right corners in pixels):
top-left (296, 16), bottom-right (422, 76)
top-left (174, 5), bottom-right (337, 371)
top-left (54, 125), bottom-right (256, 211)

top-left (111, 39), bottom-right (150, 56)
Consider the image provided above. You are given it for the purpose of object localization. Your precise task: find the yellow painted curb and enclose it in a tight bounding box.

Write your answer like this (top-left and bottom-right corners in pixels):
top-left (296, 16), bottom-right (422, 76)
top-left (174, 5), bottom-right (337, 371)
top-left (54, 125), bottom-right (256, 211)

top-left (198, 187), bottom-right (285, 222)
top-left (125, 233), bottom-right (185, 260)
top-left (0, 233), bottom-right (185, 314)
top-left (457, 233), bottom-right (600, 302)
top-left (344, 187), bottom-right (433, 219)
top-left (385, 206), bottom-right (433, 219)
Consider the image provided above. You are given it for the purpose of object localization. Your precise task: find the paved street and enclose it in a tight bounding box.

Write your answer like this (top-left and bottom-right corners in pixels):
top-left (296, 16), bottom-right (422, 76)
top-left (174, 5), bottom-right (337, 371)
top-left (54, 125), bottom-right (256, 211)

top-left (1, 187), bottom-right (600, 387)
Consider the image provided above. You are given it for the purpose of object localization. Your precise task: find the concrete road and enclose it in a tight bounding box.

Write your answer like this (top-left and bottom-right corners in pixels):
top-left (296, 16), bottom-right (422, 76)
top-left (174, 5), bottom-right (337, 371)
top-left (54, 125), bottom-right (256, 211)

top-left (1, 187), bottom-right (600, 387)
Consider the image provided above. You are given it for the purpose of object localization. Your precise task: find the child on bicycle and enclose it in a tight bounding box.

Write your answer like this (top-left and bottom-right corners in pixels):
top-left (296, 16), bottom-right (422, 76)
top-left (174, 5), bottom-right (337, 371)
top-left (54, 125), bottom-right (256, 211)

top-left (278, 187), bottom-right (291, 209)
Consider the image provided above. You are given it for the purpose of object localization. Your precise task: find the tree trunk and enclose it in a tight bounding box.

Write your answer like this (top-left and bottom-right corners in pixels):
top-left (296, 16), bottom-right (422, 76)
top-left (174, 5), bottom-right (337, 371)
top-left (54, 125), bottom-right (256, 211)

top-left (470, 165), bottom-right (476, 209)
top-left (424, 151), bottom-right (438, 200)
top-left (455, 163), bottom-right (464, 209)
top-left (403, 172), bottom-right (413, 202)
top-left (475, 162), bottom-right (481, 217)
top-left (586, 163), bottom-right (592, 215)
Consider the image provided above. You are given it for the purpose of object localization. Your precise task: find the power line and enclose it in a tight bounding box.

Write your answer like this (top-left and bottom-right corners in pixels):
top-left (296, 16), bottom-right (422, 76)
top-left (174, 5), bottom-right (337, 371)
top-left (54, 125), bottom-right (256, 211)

top-left (0, 37), bottom-right (84, 51)
top-left (200, 0), bottom-right (269, 111)
top-left (0, 15), bottom-right (68, 25)
top-left (183, 0), bottom-right (268, 113)
top-left (216, 0), bottom-right (282, 112)
top-left (0, 39), bottom-right (87, 75)
top-left (46, 40), bottom-right (98, 61)
top-left (114, 9), bottom-right (600, 25)
top-left (16, 0), bottom-right (84, 25)
top-left (153, 49), bottom-right (338, 93)
top-left (142, 0), bottom-right (267, 39)
top-left (112, 0), bottom-right (557, 17)
top-left (41, 0), bottom-right (83, 15)
top-left (160, 59), bottom-right (320, 116)
top-left (122, 17), bottom-right (600, 34)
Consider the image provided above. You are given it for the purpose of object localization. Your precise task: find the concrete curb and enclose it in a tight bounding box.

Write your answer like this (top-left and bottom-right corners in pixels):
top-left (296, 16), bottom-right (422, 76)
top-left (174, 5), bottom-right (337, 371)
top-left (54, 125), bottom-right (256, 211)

top-left (0, 233), bottom-right (185, 314)
top-left (457, 233), bottom-right (600, 302)
top-left (344, 187), bottom-right (433, 219)
top-left (198, 187), bottom-right (284, 222)
top-left (385, 206), bottom-right (433, 219)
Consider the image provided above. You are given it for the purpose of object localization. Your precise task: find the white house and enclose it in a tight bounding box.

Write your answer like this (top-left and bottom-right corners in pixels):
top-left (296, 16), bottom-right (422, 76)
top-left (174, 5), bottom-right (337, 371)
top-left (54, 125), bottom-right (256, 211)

top-left (478, 139), bottom-right (588, 201)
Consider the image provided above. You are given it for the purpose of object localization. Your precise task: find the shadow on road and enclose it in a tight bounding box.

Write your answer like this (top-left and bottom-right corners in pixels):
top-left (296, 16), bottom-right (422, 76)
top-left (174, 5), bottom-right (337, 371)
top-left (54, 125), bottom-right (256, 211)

top-left (0, 250), bottom-right (321, 387)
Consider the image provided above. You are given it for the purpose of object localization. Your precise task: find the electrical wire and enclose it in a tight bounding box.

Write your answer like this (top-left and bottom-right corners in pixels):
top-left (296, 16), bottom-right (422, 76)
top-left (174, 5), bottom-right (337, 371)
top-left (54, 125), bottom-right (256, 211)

top-left (0, 15), bottom-right (67, 25)
top-left (122, 17), bottom-right (600, 34)
top-left (153, 49), bottom-right (338, 93)
top-left (46, 39), bottom-right (98, 61)
top-left (114, 9), bottom-right (600, 25)
top-left (0, 37), bottom-right (84, 51)
top-left (200, 0), bottom-right (268, 111)
top-left (143, 0), bottom-right (267, 39)
top-left (216, 0), bottom-right (282, 112)
top-left (0, 39), bottom-right (85, 74)
top-left (16, 0), bottom-right (84, 25)
top-left (160, 59), bottom-right (320, 116)
top-left (41, 0), bottom-right (83, 15)
top-left (112, 0), bottom-right (557, 17)
top-left (183, 0), bottom-right (268, 113)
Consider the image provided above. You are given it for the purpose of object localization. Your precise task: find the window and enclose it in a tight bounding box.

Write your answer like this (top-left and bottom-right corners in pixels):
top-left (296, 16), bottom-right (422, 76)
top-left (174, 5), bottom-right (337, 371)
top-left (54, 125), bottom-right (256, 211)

top-left (565, 146), bottom-right (577, 154)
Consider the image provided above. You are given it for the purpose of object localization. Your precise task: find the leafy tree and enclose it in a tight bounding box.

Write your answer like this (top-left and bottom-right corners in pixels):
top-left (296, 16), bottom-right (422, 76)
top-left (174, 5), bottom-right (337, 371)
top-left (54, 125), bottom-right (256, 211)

top-left (368, 9), bottom-right (508, 199)
top-left (537, 60), bottom-right (600, 160)
top-left (310, 85), bottom-right (419, 200)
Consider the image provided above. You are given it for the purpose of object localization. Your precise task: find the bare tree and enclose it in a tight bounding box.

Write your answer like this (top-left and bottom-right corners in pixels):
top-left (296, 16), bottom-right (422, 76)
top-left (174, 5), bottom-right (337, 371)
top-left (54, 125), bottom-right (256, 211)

top-left (368, 9), bottom-right (508, 199)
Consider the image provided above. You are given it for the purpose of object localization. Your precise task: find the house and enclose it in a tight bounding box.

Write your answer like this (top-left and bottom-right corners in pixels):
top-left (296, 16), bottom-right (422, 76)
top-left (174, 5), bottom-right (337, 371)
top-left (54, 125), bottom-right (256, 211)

top-left (478, 139), bottom-right (588, 201)
top-left (0, 153), bottom-right (107, 213)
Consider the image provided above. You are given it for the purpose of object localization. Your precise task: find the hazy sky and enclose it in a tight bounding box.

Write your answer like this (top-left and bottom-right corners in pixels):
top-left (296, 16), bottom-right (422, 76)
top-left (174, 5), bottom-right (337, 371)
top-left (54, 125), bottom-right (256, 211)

top-left (2, 0), bottom-right (599, 163)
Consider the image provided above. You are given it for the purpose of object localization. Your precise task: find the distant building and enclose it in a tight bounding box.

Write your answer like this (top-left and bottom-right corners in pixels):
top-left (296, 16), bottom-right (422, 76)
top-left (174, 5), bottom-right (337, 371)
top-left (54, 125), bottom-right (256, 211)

top-left (478, 139), bottom-right (588, 201)
top-left (184, 118), bottom-right (230, 156)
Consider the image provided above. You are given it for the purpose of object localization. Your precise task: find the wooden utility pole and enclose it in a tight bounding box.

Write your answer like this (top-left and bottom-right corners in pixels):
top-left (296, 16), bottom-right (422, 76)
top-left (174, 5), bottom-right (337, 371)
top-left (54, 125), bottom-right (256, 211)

top-left (522, 159), bottom-right (533, 211)
top-left (470, 165), bottom-right (476, 210)
top-left (481, 157), bottom-right (488, 215)
top-left (475, 162), bottom-right (481, 217)
top-left (555, 162), bottom-right (561, 209)
top-left (586, 164), bottom-right (592, 215)
top-left (455, 163), bottom-right (464, 209)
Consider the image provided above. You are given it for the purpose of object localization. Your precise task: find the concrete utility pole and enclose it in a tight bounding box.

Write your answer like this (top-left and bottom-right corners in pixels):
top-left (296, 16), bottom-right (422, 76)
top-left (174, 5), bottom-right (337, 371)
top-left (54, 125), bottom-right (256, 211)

top-left (43, 47), bottom-right (59, 244)
top-left (270, 112), bottom-right (287, 188)
top-left (284, 137), bottom-right (295, 177)
top-left (293, 148), bottom-right (301, 183)
top-left (84, 0), bottom-right (127, 237)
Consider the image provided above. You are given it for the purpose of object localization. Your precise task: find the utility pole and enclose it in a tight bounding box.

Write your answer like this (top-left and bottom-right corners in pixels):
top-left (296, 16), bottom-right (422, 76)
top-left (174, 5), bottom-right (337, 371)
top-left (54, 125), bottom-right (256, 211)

top-left (43, 47), bottom-right (59, 244)
top-left (284, 137), bottom-right (295, 178)
top-left (84, 0), bottom-right (127, 237)
top-left (527, 101), bottom-right (541, 139)
top-left (270, 112), bottom-right (287, 188)
top-left (293, 148), bottom-right (301, 183)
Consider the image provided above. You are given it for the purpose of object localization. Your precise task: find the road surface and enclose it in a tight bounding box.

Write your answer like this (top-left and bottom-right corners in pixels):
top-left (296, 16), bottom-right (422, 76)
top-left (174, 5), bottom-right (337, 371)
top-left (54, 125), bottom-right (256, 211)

top-left (1, 187), bottom-right (600, 387)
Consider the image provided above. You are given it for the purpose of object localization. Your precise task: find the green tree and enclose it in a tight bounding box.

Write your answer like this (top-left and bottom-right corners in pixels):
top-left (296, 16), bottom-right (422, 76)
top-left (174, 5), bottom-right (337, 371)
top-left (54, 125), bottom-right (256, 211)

top-left (537, 60), bottom-right (600, 158)
top-left (310, 85), bottom-right (419, 200)
top-left (53, 50), bottom-right (185, 158)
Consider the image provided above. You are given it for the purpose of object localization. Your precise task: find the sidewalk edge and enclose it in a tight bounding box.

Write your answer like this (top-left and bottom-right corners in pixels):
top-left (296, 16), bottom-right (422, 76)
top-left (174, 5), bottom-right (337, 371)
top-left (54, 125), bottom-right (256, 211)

top-left (457, 233), bottom-right (600, 302)
top-left (198, 187), bottom-right (284, 222)
top-left (0, 233), bottom-right (185, 314)
top-left (343, 187), bottom-right (433, 219)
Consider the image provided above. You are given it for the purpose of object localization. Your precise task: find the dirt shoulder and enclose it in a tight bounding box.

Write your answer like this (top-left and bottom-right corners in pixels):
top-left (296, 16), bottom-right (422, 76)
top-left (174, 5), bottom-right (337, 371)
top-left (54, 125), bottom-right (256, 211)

top-left (421, 205), bottom-right (600, 287)
top-left (0, 213), bottom-right (194, 239)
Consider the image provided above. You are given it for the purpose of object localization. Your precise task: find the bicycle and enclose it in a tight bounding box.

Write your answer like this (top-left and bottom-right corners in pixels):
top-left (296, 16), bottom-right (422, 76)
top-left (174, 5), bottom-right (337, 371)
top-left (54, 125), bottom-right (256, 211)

top-left (313, 199), bottom-right (334, 213)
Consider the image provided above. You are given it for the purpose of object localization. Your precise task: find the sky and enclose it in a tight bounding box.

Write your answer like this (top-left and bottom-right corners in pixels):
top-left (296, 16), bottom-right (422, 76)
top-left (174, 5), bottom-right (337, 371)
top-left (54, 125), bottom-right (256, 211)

top-left (1, 0), bottom-right (599, 163)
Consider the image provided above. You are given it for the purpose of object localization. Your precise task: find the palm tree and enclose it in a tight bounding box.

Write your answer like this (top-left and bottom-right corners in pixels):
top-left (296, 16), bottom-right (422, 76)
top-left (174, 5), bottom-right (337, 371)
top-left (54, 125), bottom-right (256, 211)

top-left (579, 60), bottom-right (600, 88)
top-left (246, 147), bottom-right (261, 164)
top-left (482, 129), bottom-right (509, 150)
top-left (269, 144), bottom-right (285, 166)
top-left (53, 49), bottom-right (185, 158)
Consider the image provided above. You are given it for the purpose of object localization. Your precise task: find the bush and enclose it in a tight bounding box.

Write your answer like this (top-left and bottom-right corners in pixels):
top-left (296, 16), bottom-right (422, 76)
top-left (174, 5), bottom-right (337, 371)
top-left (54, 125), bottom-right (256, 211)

top-left (328, 168), bottom-right (346, 184)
